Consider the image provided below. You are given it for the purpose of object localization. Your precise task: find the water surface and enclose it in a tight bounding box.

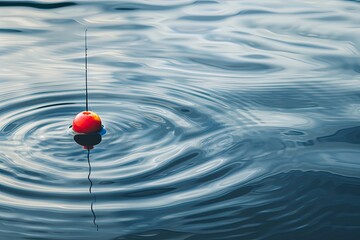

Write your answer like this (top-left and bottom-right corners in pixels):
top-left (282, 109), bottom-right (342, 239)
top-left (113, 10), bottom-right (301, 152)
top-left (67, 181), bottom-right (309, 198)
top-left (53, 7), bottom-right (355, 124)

top-left (0, 0), bottom-right (360, 239)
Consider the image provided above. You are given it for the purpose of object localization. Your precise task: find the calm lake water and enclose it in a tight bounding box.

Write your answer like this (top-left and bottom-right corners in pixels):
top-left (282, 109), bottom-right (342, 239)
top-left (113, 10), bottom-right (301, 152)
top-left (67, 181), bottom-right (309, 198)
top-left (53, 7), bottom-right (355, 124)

top-left (0, 0), bottom-right (360, 239)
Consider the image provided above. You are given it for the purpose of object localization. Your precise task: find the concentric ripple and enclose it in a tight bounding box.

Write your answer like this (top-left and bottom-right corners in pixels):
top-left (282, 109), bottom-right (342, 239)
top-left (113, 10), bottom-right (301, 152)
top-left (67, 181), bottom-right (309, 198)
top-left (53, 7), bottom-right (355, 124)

top-left (1, 0), bottom-right (360, 239)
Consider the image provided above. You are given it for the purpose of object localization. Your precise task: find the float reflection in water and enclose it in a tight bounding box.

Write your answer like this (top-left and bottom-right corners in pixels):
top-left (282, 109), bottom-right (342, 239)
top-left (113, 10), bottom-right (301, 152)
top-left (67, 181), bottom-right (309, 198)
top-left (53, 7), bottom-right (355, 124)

top-left (74, 132), bottom-right (103, 150)
top-left (73, 130), bottom-right (105, 231)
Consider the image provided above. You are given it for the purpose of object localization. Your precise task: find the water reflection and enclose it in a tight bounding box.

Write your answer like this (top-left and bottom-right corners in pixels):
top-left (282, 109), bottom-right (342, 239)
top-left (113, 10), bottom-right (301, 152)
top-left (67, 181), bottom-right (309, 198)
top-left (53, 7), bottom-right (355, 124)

top-left (74, 133), bottom-right (102, 150)
top-left (74, 133), bottom-right (102, 231)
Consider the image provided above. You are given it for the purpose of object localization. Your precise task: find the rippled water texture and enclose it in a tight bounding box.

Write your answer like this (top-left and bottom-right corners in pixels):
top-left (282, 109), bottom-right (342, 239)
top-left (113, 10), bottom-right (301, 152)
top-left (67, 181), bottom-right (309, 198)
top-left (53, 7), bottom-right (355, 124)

top-left (1, 0), bottom-right (360, 239)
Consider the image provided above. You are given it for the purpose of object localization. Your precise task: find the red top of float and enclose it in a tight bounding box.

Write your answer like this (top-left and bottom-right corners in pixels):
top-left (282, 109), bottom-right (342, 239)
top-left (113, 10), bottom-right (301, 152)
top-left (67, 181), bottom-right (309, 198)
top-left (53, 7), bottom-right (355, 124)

top-left (72, 111), bottom-right (102, 134)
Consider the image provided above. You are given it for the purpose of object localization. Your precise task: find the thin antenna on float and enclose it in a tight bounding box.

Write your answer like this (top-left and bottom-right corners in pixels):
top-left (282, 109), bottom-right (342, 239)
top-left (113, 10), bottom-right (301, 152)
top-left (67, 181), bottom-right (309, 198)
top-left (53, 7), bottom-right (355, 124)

top-left (72, 28), bottom-right (102, 134)
top-left (85, 28), bottom-right (89, 112)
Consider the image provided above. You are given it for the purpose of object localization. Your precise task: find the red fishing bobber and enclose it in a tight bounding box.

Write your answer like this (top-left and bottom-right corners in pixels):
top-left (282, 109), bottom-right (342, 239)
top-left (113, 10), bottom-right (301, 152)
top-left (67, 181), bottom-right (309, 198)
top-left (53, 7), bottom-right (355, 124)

top-left (72, 111), bottom-right (102, 134)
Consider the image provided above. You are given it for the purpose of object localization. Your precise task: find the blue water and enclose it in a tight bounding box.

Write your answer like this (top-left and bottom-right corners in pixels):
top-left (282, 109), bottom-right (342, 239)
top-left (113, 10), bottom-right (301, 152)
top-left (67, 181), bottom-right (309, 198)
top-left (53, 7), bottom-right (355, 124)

top-left (0, 0), bottom-right (360, 239)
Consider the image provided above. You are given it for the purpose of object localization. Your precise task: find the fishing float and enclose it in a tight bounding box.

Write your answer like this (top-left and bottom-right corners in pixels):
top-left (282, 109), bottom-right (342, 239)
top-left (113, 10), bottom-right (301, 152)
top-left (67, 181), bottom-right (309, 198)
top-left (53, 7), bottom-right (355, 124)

top-left (72, 29), bottom-right (102, 134)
